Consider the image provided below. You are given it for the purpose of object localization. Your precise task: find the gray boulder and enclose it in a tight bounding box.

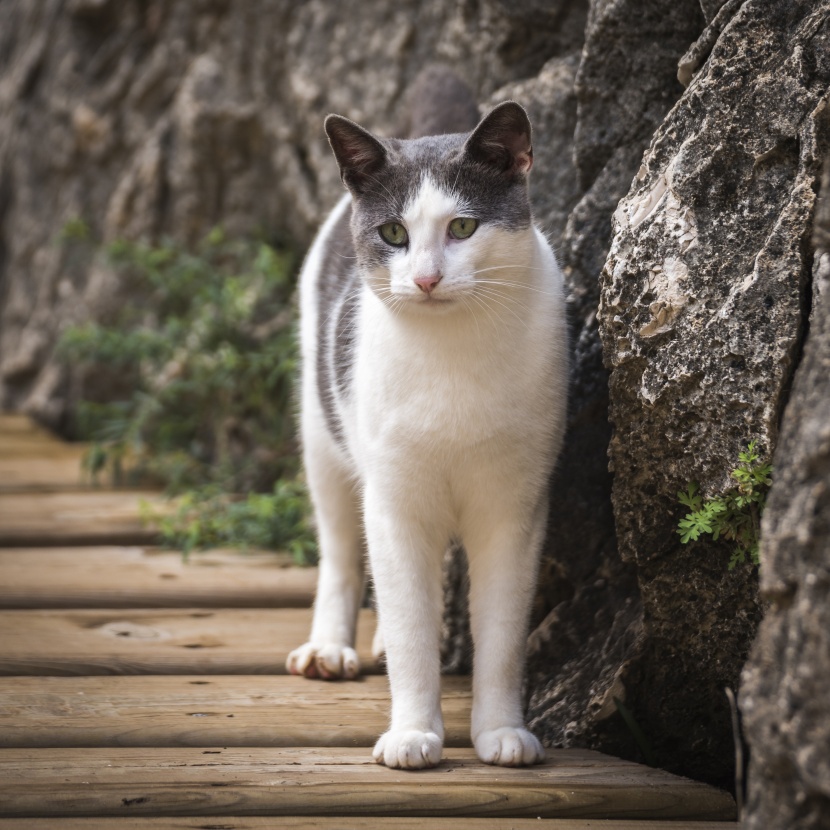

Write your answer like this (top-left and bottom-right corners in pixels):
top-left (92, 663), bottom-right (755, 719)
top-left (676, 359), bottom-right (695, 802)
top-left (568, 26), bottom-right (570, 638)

top-left (740, 157), bottom-right (830, 829)
top-left (597, 0), bottom-right (830, 786)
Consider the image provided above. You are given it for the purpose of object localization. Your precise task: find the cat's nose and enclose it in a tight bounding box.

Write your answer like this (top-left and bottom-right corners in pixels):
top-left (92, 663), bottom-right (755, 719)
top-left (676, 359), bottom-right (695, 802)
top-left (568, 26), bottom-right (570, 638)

top-left (414, 274), bottom-right (442, 294)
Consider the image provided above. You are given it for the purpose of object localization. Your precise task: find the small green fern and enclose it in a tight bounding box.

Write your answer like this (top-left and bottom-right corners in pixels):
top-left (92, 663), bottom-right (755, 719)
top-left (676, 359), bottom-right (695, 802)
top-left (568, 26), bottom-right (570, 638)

top-left (677, 441), bottom-right (772, 569)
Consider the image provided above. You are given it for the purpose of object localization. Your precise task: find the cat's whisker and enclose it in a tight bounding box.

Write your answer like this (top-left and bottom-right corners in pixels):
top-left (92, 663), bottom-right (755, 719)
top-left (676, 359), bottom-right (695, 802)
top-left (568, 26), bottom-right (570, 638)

top-left (473, 286), bottom-right (529, 325)
top-left (475, 284), bottom-right (534, 312)
top-left (475, 278), bottom-right (561, 299)
top-left (470, 264), bottom-right (548, 275)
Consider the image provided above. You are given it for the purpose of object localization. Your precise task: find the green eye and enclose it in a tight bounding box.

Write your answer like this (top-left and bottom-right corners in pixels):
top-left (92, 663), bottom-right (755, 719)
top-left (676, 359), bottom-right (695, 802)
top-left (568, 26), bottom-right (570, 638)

top-left (379, 222), bottom-right (408, 247)
top-left (449, 217), bottom-right (478, 240)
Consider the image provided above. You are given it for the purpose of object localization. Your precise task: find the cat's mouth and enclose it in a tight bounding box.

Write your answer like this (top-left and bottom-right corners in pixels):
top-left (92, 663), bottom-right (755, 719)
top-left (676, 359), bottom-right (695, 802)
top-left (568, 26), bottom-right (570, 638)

top-left (416, 295), bottom-right (456, 310)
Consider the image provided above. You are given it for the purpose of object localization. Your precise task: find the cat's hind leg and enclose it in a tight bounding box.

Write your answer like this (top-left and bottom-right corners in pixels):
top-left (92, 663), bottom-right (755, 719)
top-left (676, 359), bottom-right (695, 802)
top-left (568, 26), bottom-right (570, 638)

top-left (287, 441), bottom-right (364, 680)
top-left (464, 499), bottom-right (547, 766)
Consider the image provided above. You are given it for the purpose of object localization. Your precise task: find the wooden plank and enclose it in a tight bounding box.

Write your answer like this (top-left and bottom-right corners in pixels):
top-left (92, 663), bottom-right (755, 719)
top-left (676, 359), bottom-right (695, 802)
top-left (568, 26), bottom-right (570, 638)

top-left (0, 818), bottom-right (740, 829)
top-left (0, 491), bottom-right (164, 546)
top-left (0, 448), bottom-right (92, 491)
top-left (0, 414), bottom-right (64, 440)
top-left (0, 608), bottom-right (378, 675)
top-left (0, 547), bottom-right (316, 608)
top-left (0, 416), bottom-right (89, 493)
top-left (0, 674), bottom-right (471, 748)
top-left (0, 747), bottom-right (736, 820)
top-left (0, 434), bottom-right (84, 457)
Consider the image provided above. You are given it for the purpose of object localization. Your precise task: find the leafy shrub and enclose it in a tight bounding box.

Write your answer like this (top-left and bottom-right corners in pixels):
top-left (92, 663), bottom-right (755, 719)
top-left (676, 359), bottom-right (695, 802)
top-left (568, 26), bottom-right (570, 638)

top-left (59, 226), bottom-right (316, 563)
top-left (142, 479), bottom-right (317, 563)
top-left (677, 440), bottom-right (772, 569)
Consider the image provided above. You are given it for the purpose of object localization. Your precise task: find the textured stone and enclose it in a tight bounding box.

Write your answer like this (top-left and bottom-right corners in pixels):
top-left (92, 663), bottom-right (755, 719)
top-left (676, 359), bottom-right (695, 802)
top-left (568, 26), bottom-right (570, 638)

top-left (740, 156), bottom-right (830, 829)
top-left (598, 0), bottom-right (830, 786)
top-left (525, 0), bottom-right (706, 771)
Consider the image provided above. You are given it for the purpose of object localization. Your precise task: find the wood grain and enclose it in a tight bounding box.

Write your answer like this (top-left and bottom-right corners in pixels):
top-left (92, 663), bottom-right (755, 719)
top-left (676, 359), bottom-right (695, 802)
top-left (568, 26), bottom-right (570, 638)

top-left (0, 608), bottom-right (379, 675)
top-left (0, 547), bottom-right (316, 608)
top-left (0, 454), bottom-right (91, 493)
top-left (0, 674), bottom-right (470, 748)
top-left (0, 416), bottom-right (738, 828)
top-left (0, 818), bottom-right (739, 829)
top-left (0, 747), bottom-right (737, 820)
top-left (0, 416), bottom-right (91, 492)
top-left (0, 491), bottom-right (164, 546)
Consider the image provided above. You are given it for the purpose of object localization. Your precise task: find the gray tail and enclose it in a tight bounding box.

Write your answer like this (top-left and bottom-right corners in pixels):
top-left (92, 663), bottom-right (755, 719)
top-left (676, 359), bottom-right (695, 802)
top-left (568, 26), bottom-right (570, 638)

top-left (394, 65), bottom-right (480, 139)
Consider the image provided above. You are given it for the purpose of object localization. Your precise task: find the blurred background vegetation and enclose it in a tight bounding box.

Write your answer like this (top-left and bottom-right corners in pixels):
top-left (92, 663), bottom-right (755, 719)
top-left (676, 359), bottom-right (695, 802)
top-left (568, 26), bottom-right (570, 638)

top-left (57, 221), bottom-right (316, 562)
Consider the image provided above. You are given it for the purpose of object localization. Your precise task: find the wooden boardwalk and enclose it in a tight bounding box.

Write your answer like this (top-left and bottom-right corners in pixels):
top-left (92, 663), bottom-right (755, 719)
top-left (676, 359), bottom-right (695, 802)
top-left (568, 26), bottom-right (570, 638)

top-left (0, 415), bottom-right (738, 829)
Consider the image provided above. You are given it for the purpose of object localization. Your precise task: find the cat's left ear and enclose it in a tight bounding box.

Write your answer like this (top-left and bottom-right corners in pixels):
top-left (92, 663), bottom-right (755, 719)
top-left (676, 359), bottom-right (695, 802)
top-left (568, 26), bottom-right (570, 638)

top-left (463, 101), bottom-right (533, 176)
top-left (325, 115), bottom-right (388, 194)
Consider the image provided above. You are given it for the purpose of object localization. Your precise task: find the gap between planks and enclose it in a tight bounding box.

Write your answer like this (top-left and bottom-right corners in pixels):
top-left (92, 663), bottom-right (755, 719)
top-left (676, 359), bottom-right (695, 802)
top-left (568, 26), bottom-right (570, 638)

top-left (0, 747), bottom-right (737, 821)
top-left (0, 819), bottom-right (739, 829)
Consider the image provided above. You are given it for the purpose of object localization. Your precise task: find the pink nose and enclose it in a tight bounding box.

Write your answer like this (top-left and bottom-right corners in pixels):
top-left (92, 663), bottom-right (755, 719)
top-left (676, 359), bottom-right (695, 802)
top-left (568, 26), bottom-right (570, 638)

top-left (414, 275), bottom-right (442, 294)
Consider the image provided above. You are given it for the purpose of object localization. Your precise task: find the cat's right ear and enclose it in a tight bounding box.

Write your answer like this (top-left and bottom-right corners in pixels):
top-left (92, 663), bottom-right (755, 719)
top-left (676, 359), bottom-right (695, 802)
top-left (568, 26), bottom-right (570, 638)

top-left (463, 101), bottom-right (533, 177)
top-left (325, 115), bottom-right (387, 194)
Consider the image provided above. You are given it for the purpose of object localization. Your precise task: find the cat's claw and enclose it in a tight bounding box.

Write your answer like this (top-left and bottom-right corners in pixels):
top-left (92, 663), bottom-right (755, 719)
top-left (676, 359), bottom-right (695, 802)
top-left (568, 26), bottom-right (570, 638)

top-left (286, 642), bottom-right (360, 680)
top-left (474, 727), bottom-right (545, 767)
top-left (373, 729), bottom-right (443, 769)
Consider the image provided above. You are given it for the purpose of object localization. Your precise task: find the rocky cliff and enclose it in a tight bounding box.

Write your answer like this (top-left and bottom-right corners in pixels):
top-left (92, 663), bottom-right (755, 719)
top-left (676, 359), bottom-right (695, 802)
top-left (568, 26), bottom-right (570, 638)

top-left (740, 158), bottom-right (830, 829)
top-left (2, 0), bottom-right (829, 811)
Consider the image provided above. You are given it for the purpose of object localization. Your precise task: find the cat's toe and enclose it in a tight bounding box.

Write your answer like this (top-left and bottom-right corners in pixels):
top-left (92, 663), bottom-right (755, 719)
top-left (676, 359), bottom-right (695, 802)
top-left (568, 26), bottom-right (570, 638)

top-left (371, 627), bottom-right (386, 667)
top-left (286, 643), bottom-right (360, 680)
top-left (373, 729), bottom-right (443, 769)
top-left (318, 644), bottom-right (360, 679)
top-left (474, 727), bottom-right (545, 767)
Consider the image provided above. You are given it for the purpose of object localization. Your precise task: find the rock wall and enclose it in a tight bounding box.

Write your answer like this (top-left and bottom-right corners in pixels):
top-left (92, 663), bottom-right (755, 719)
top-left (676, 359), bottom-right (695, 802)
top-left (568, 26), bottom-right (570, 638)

top-left (740, 158), bottom-right (830, 829)
top-left (596, 0), bottom-right (830, 786)
top-left (2, 0), bottom-right (829, 798)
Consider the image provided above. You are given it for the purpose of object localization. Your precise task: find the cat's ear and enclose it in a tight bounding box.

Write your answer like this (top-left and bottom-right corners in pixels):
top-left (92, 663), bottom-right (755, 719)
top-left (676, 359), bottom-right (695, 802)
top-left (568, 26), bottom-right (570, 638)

top-left (463, 101), bottom-right (533, 176)
top-left (325, 115), bottom-right (388, 194)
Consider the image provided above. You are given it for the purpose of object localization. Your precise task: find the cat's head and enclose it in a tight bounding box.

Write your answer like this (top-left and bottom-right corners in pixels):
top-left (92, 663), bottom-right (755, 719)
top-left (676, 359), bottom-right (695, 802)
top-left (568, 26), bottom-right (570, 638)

top-left (325, 102), bottom-right (535, 312)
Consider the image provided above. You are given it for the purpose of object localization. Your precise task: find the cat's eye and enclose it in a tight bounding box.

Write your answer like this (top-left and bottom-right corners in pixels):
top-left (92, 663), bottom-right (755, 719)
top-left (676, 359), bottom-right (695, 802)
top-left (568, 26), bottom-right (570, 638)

top-left (449, 217), bottom-right (478, 240)
top-left (379, 222), bottom-right (408, 247)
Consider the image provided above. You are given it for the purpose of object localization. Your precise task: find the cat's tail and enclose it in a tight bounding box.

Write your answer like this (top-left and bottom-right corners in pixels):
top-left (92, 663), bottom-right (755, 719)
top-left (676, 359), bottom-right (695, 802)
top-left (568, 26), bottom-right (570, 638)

top-left (394, 64), bottom-right (480, 139)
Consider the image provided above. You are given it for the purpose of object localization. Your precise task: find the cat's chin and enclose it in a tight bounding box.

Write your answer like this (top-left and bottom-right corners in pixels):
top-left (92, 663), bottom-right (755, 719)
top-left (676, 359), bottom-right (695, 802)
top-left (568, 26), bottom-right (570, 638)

top-left (398, 294), bottom-right (460, 314)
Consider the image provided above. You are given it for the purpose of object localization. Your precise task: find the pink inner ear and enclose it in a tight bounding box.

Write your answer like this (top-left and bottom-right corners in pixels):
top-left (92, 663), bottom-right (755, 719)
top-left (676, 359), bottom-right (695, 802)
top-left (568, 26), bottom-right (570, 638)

top-left (342, 136), bottom-right (378, 169)
top-left (508, 133), bottom-right (533, 174)
top-left (516, 145), bottom-right (533, 174)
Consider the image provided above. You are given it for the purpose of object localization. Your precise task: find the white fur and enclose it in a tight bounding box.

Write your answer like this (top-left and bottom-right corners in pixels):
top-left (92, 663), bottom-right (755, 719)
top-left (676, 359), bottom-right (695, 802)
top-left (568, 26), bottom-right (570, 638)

top-left (288, 178), bottom-right (568, 770)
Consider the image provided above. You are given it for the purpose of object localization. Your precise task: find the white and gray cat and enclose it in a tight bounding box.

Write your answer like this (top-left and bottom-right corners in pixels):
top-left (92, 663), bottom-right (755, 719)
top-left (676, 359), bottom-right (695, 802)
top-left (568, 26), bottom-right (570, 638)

top-left (287, 76), bottom-right (568, 770)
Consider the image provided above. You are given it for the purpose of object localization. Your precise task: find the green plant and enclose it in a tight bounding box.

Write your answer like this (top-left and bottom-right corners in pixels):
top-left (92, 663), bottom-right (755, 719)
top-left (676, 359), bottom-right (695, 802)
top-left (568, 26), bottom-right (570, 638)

top-left (141, 479), bottom-right (317, 565)
top-left (59, 225), bottom-right (316, 562)
top-left (677, 440), bottom-right (772, 569)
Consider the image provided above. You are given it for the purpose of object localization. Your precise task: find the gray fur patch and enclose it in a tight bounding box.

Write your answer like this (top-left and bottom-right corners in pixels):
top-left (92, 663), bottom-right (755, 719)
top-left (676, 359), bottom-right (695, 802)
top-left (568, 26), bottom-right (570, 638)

top-left (316, 202), bottom-right (360, 443)
top-left (347, 133), bottom-right (532, 279)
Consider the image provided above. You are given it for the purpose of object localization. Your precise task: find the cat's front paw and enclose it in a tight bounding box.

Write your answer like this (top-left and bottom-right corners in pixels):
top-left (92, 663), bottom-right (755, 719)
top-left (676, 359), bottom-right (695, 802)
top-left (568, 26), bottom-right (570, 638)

top-left (474, 727), bottom-right (545, 766)
top-left (286, 642), bottom-right (360, 680)
top-left (373, 729), bottom-right (443, 769)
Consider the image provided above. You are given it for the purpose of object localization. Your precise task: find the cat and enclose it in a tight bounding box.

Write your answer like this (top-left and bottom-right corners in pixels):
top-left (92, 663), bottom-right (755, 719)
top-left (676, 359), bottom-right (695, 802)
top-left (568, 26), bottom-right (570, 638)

top-left (287, 76), bottom-right (568, 771)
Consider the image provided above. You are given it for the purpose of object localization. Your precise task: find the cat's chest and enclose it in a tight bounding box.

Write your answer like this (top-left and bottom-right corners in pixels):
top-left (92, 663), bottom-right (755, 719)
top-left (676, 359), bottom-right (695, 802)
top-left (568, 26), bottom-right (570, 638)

top-left (352, 306), bottom-right (536, 453)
